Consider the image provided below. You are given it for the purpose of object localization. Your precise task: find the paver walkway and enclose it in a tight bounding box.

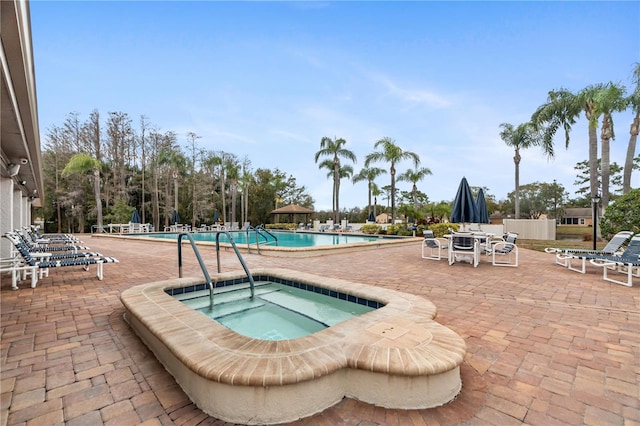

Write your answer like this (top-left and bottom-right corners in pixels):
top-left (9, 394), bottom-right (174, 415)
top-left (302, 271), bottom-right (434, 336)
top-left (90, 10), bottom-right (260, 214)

top-left (1, 235), bottom-right (638, 425)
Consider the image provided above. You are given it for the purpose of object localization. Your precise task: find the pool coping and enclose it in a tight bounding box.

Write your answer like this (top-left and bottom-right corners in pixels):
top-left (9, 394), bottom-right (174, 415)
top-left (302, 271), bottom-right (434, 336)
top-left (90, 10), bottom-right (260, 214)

top-left (120, 268), bottom-right (467, 423)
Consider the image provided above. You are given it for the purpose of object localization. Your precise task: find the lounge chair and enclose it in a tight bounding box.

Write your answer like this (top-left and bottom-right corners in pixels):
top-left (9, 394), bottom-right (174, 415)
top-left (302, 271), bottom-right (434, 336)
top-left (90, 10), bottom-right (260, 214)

top-left (28, 226), bottom-right (80, 243)
top-left (421, 230), bottom-right (448, 261)
top-left (319, 224), bottom-right (329, 232)
top-left (14, 230), bottom-right (89, 253)
top-left (4, 234), bottom-right (119, 289)
top-left (448, 232), bottom-right (480, 267)
top-left (588, 245), bottom-right (640, 287)
top-left (557, 234), bottom-right (640, 275)
top-left (545, 230), bottom-right (633, 269)
top-left (485, 232), bottom-right (519, 267)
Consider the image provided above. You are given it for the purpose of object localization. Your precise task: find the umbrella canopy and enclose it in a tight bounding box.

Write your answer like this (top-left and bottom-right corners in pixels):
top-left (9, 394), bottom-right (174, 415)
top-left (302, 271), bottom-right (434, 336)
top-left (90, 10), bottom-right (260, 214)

top-left (367, 211), bottom-right (376, 222)
top-left (213, 210), bottom-right (219, 223)
top-left (130, 209), bottom-right (141, 224)
top-left (450, 177), bottom-right (479, 224)
top-left (170, 209), bottom-right (181, 225)
top-left (475, 189), bottom-right (490, 224)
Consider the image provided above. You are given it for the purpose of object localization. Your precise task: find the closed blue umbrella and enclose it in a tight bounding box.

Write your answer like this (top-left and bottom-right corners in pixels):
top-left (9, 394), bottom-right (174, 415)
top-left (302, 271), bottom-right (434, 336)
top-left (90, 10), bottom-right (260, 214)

top-left (130, 209), bottom-right (141, 224)
top-left (171, 209), bottom-right (180, 225)
top-left (475, 188), bottom-right (490, 224)
top-left (450, 177), bottom-right (479, 224)
top-left (367, 211), bottom-right (375, 222)
top-left (213, 210), bottom-right (219, 223)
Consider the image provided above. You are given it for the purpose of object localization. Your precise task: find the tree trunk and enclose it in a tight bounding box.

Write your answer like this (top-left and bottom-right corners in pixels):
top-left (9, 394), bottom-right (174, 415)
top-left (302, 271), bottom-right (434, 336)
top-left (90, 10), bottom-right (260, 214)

top-left (623, 114), bottom-right (639, 194)
top-left (514, 148), bottom-right (521, 219)
top-left (390, 164), bottom-right (396, 224)
top-left (600, 114), bottom-right (612, 208)
top-left (93, 167), bottom-right (103, 228)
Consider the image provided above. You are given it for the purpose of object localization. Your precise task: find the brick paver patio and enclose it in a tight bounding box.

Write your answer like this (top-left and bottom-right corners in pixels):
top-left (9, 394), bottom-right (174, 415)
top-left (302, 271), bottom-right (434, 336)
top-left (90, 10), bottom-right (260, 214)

top-left (1, 235), bottom-right (638, 425)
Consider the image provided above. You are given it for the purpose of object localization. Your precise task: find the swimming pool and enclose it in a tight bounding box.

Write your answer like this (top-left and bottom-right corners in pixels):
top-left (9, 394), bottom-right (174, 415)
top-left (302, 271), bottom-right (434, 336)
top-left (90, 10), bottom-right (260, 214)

top-left (113, 229), bottom-right (417, 257)
top-left (142, 229), bottom-right (390, 247)
top-left (121, 268), bottom-right (467, 424)
top-left (170, 280), bottom-right (380, 340)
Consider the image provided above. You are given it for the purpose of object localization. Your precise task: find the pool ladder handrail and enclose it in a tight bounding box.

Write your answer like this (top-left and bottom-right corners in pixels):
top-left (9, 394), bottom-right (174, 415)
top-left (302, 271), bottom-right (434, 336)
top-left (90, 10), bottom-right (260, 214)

top-left (214, 230), bottom-right (255, 300)
top-left (245, 225), bottom-right (278, 254)
top-left (177, 231), bottom-right (255, 311)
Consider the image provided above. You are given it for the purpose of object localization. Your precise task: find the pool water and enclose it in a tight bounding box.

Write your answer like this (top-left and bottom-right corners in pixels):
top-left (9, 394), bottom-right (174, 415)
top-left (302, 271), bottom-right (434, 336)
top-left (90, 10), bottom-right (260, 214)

top-left (144, 230), bottom-right (386, 248)
top-left (172, 282), bottom-right (378, 340)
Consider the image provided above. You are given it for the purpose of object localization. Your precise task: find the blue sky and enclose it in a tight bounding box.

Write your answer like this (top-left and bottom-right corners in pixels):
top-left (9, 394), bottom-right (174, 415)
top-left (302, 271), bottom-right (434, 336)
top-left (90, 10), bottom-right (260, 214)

top-left (31, 1), bottom-right (639, 211)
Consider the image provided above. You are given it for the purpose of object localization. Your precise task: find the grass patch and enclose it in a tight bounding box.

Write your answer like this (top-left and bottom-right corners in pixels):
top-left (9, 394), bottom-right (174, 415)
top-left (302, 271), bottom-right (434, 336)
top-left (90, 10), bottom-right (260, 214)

top-left (518, 239), bottom-right (603, 252)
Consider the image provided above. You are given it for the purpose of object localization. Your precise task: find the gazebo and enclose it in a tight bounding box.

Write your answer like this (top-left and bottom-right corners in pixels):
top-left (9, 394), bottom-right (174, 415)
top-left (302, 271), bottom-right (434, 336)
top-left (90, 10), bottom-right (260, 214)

top-left (270, 204), bottom-right (314, 224)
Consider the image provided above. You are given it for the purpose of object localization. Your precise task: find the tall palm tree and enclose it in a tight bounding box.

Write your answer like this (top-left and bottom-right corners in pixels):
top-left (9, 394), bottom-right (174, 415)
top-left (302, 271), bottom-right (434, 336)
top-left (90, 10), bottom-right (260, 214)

top-left (371, 184), bottom-right (382, 218)
top-left (158, 146), bottom-right (186, 224)
top-left (397, 166), bottom-right (433, 210)
top-left (61, 153), bottom-right (104, 230)
top-left (364, 137), bottom-right (419, 223)
top-left (624, 63), bottom-right (640, 194)
top-left (352, 166), bottom-right (387, 218)
top-left (318, 159), bottom-right (354, 220)
top-left (594, 82), bottom-right (627, 207)
top-left (531, 86), bottom-right (608, 202)
top-left (314, 137), bottom-right (357, 222)
top-left (499, 122), bottom-right (544, 219)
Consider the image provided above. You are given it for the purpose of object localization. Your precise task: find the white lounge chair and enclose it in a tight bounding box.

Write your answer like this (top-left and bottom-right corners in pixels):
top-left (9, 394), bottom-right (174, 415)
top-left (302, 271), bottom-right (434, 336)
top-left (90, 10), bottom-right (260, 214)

top-left (545, 230), bottom-right (633, 269)
top-left (560, 235), bottom-right (640, 280)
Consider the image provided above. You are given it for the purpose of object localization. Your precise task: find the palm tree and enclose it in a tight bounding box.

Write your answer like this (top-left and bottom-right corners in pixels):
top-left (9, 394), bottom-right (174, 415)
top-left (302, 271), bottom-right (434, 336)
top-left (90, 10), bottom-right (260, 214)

top-left (624, 63), bottom-right (640, 194)
top-left (499, 122), bottom-right (545, 219)
top-left (397, 166), bottom-right (432, 210)
top-left (314, 137), bottom-right (357, 222)
top-left (364, 137), bottom-right (419, 224)
top-left (61, 153), bottom-right (104, 230)
top-left (531, 85), bottom-right (609, 203)
top-left (594, 82), bottom-right (627, 207)
top-left (352, 166), bottom-right (387, 218)
top-left (158, 146), bottom-right (186, 224)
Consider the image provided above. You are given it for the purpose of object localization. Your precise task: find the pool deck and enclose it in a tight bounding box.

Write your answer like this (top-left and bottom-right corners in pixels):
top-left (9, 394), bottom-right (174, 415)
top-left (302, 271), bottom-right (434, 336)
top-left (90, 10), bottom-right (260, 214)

top-left (1, 235), bottom-right (638, 425)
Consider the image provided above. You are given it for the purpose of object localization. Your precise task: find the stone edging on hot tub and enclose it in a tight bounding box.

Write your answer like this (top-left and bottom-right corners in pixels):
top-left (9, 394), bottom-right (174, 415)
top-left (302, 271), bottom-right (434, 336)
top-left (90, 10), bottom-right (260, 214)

top-left (120, 268), bottom-right (466, 422)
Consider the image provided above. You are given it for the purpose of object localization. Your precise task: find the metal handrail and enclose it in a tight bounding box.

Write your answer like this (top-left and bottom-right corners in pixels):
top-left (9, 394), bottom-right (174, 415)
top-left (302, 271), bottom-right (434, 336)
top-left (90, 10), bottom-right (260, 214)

top-left (215, 230), bottom-right (255, 299)
top-left (177, 233), bottom-right (214, 309)
top-left (255, 225), bottom-right (278, 246)
top-left (244, 225), bottom-right (278, 255)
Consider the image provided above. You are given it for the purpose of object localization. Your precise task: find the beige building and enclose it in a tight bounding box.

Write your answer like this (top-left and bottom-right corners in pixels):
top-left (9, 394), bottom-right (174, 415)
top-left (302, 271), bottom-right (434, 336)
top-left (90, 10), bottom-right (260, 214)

top-left (559, 208), bottom-right (594, 226)
top-left (1, 0), bottom-right (43, 259)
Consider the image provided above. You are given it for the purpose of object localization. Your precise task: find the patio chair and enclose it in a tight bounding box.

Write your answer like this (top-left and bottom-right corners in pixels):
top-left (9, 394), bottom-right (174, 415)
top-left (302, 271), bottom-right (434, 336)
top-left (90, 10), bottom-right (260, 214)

top-left (448, 232), bottom-right (480, 267)
top-left (545, 230), bottom-right (633, 268)
top-left (4, 234), bottom-right (119, 289)
top-left (319, 224), bottom-right (329, 232)
top-left (557, 234), bottom-right (640, 274)
top-left (485, 232), bottom-right (519, 267)
top-left (421, 230), bottom-right (448, 261)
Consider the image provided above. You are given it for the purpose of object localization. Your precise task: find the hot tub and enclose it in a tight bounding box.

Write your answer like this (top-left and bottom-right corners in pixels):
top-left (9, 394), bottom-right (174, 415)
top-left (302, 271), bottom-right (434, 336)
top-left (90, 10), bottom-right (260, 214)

top-left (121, 268), bottom-right (466, 424)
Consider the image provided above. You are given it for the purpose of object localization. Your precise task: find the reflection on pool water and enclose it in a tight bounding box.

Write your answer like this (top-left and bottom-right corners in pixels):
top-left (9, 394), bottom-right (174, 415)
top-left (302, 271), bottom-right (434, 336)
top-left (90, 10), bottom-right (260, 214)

top-left (170, 281), bottom-right (380, 340)
top-left (142, 230), bottom-right (389, 248)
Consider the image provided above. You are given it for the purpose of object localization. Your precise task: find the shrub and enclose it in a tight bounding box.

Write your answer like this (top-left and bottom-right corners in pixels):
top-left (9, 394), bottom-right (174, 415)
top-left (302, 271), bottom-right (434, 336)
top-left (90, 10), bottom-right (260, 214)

top-left (396, 227), bottom-right (413, 236)
top-left (385, 224), bottom-right (402, 235)
top-left (600, 188), bottom-right (640, 239)
top-left (265, 223), bottom-right (297, 230)
top-left (360, 224), bottom-right (381, 234)
top-left (428, 223), bottom-right (458, 238)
